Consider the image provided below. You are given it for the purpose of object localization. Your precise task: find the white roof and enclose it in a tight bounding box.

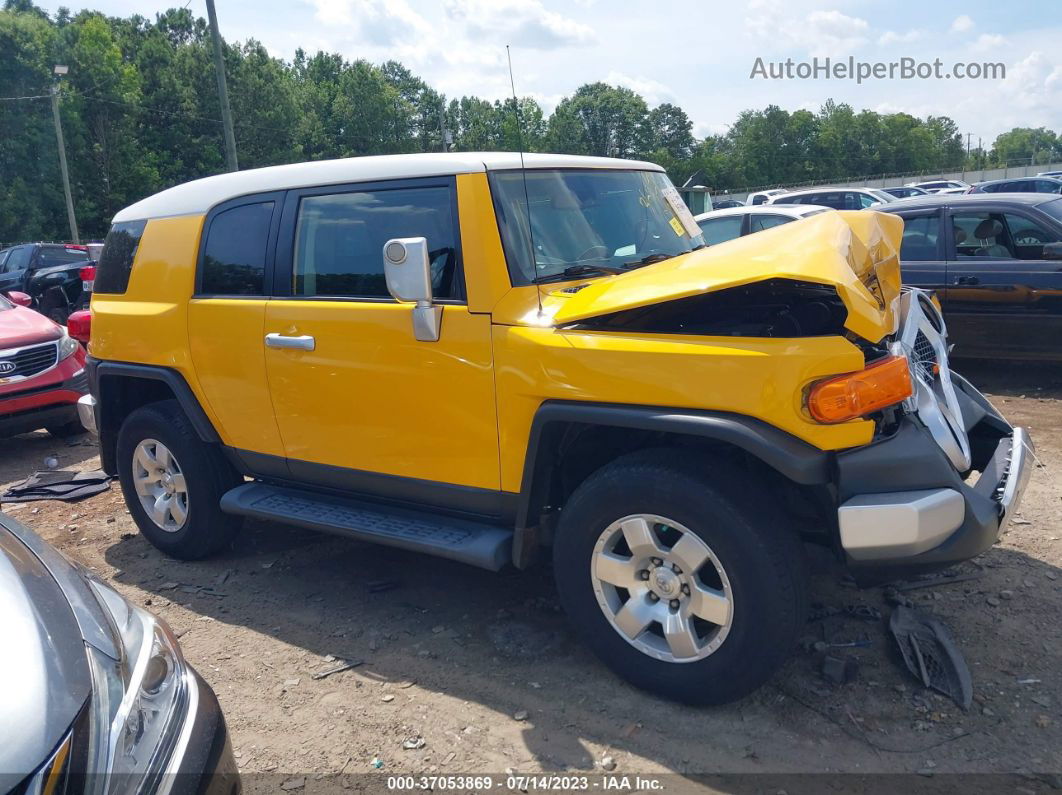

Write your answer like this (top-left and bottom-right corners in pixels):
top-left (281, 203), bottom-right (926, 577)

top-left (694, 205), bottom-right (833, 222)
top-left (112, 152), bottom-right (664, 222)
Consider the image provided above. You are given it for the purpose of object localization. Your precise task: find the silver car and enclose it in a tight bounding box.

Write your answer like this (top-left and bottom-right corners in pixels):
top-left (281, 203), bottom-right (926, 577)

top-left (0, 512), bottom-right (239, 794)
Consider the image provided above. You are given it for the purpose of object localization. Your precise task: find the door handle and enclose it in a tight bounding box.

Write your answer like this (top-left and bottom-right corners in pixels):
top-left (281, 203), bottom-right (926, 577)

top-left (265, 333), bottom-right (315, 351)
top-left (954, 276), bottom-right (980, 286)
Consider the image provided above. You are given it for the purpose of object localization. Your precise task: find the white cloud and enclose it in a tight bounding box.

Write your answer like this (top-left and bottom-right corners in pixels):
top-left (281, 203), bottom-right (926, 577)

top-left (443, 0), bottom-right (595, 49)
top-left (950, 15), bottom-right (974, 34)
top-left (800, 10), bottom-right (869, 55)
top-left (745, 5), bottom-right (870, 57)
top-left (971, 33), bottom-right (1007, 52)
top-left (878, 29), bottom-right (924, 46)
top-left (1002, 51), bottom-right (1062, 113)
top-left (604, 71), bottom-right (674, 104)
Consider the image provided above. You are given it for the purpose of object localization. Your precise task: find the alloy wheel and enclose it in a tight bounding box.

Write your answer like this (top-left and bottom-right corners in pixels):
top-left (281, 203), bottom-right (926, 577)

top-left (590, 513), bottom-right (734, 663)
top-left (132, 438), bottom-right (189, 533)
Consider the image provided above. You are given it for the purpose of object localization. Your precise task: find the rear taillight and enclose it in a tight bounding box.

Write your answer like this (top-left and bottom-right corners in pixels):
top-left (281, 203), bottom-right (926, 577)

top-left (806, 355), bottom-right (913, 424)
top-left (67, 310), bottom-right (91, 344)
top-left (79, 265), bottom-right (97, 281)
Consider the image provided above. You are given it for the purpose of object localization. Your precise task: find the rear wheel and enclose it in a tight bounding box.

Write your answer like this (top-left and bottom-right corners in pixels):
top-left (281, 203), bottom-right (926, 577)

top-left (553, 449), bottom-right (808, 705)
top-left (117, 400), bottom-right (242, 559)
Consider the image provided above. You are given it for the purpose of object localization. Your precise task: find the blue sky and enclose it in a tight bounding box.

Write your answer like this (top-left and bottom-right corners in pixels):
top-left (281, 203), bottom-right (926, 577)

top-left (37, 0), bottom-right (1062, 145)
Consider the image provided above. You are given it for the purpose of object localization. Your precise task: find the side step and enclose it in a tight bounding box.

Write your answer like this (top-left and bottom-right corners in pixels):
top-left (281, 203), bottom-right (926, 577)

top-left (220, 483), bottom-right (513, 571)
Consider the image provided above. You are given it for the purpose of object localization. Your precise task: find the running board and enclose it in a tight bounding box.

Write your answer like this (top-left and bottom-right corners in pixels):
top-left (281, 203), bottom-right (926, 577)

top-left (220, 483), bottom-right (513, 571)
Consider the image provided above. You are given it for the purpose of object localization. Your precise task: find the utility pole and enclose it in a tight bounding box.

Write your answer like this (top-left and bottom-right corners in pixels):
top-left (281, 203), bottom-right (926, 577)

top-left (205, 0), bottom-right (238, 172)
top-left (439, 100), bottom-right (451, 152)
top-left (50, 65), bottom-right (78, 244)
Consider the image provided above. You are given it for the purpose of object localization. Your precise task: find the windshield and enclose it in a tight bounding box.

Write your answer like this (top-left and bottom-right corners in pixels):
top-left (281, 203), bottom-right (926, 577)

top-left (490, 169), bottom-right (704, 285)
top-left (0, 294), bottom-right (11, 311)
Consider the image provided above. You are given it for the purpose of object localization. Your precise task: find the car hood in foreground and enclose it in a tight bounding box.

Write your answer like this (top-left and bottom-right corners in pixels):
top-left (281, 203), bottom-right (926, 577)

top-left (547, 210), bottom-right (903, 344)
top-left (0, 520), bottom-right (93, 789)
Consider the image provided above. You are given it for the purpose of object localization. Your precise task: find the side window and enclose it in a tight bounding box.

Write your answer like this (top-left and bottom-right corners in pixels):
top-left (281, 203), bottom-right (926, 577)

top-left (5, 246), bottom-right (32, 272)
top-left (750, 194), bottom-right (768, 205)
top-left (201, 202), bottom-right (274, 295)
top-left (856, 192), bottom-right (877, 209)
top-left (95, 221), bottom-right (147, 294)
top-left (1038, 180), bottom-right (1062, 194)
top-left (698, 216), bottom-right (744, 244)
top-left (1005, 212), bottom-right (1060, 259)
top-left (749, 214), bottom-right (793, 233)
top-left (952, 211), bottom-right (1016, 259)
top-left (292, 186), bottom-right (459, 299)
top-left (898, 213), bottom-right (941, 261)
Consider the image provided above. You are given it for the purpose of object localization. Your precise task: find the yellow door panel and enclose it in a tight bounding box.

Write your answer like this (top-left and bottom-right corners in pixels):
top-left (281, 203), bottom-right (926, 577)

top-left (188, 299), bottom-right (285, 456)
top-left (263, 301), bottom-right (500, 490)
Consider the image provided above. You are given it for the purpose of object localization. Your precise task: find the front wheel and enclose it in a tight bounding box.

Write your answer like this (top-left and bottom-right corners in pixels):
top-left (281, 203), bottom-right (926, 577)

top-left (553, 449), bottom-right (808, 705)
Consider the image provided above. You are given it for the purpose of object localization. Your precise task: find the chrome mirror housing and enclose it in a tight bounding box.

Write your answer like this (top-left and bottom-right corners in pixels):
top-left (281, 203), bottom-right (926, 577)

top-left (382, 237), bottom-right (441, 342)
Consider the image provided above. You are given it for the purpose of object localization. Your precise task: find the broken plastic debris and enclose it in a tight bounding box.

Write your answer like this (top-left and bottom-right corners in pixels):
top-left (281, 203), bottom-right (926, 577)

top-left (889, 606), bottom-right (972, 710)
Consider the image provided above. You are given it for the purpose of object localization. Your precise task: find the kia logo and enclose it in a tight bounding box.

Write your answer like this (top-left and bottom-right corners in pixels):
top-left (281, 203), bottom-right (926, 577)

top-left (0, 360), bottom-right (15, 375)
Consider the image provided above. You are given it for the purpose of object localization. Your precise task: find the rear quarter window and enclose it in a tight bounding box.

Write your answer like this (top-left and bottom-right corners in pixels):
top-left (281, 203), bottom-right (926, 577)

top-left (94, 220), bottom-right (148, 294)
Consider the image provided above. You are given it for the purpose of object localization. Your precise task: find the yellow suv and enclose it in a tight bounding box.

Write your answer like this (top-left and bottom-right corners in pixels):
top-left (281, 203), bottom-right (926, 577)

top-left (79, 153), bottom-right (1033, 704)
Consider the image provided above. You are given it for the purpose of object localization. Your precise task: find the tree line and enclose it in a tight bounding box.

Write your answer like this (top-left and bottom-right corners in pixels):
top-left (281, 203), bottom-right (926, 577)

top-left (2, 0), bottom-right (1060, 243)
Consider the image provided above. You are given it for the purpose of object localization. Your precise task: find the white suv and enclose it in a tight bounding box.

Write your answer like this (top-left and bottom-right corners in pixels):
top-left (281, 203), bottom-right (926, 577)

top-left (767, 187), bottom-right (896, 210)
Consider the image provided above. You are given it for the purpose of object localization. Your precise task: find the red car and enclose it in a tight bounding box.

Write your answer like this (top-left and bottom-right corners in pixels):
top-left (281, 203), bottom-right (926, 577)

top-left (0, 291), bottom-right (87, 438)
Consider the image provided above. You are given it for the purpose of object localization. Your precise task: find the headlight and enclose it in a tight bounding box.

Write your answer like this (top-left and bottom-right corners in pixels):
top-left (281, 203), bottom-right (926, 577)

top-left (58, 329), bottom-right (80, 361)
top-left (85, 580), bottom-right (189, 794)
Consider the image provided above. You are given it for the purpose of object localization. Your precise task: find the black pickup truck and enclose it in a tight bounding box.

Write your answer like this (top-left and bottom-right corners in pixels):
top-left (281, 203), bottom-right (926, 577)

top-left (0, 242), bottom-right (91, 323)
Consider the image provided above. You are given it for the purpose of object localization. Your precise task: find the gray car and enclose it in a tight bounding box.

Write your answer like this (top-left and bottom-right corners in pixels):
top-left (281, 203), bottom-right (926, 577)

top-left (0, 511), bottom-right (239, 794)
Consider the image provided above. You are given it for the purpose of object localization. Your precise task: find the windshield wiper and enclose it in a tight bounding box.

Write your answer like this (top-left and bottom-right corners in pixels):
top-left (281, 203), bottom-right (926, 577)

top-left (534, 263), bottom-right (625, 283)
top-left (623, 252), bottom-right (676, 268)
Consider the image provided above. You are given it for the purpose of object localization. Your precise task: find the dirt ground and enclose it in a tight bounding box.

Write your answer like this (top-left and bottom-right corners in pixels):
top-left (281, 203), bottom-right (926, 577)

top-left (2, 361), bottom-right (1060, 790)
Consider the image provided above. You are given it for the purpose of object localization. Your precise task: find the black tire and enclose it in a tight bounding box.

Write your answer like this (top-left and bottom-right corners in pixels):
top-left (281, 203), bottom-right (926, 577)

top-left (46, 419), bottom-right (85, 438)
top-left (116, 399), bottom-right (242, 559)
top-left (552, 448), bottom-right (809, 705)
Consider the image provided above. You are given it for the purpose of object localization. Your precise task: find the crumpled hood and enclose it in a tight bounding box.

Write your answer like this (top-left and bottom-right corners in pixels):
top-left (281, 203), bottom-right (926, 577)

top-left (548, 210), bottom-right (903, 343)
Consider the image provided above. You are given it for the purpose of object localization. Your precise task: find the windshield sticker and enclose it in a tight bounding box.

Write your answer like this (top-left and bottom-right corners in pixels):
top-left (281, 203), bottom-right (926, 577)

top-left (661, 186), bottom-right (702, 238)
top-left (668, 217), bottom-right (685, 236)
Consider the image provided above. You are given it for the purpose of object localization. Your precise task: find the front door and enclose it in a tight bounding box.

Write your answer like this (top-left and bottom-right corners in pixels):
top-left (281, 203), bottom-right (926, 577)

top-left (0, 245), bottom-right (31, 293)
top-left (893, 209), bottom-right (948, 299)
top-left (944, 206), bottom-right (1062, 359)
top-left (263, 177), bottom-right (502, 514)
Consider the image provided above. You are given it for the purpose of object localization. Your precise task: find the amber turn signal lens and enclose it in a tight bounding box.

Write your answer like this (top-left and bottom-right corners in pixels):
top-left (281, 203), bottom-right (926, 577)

top-left (807, 355), bottom-right (913, 424)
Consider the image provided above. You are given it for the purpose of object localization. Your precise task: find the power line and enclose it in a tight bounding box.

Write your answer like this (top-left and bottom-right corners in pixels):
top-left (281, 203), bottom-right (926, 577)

top-left (0, 93), bottom-right (50, 101)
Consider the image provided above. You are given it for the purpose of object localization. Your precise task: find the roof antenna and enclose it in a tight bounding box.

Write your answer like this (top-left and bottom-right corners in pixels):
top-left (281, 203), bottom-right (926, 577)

top-left (506, 45), bottom-right (544, 321)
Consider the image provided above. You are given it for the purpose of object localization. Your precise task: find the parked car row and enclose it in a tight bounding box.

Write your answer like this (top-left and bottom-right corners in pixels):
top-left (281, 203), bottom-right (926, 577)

top-left (718, 174), bottom-right (1062, 209)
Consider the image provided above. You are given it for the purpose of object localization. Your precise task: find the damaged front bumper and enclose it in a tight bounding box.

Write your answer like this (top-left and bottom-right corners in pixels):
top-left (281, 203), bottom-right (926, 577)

top-left (833, 290), bottom-right (1035, 581)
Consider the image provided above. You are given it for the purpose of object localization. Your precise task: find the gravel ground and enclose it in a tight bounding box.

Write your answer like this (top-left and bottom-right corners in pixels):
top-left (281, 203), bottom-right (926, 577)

top-left (1, 361), bottom-right (1059, 791)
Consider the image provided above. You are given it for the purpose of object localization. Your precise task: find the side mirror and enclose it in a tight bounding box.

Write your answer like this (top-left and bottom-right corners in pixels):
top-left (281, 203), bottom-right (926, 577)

top-left (1043, 242), bottom-right (1062, 261)
top-left (5, 291), bottom-right (32, 307)
top-left (382, 237), bottom-right (441, 342)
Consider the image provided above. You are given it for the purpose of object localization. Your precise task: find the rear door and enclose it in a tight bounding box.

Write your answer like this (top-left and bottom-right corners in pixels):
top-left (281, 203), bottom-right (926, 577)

top-left (892, 208), bottom-right (948, 298)
top-left (187, 195), bottom-right (288, 468)
top-left (943, 205), bottom-right (1062, 359)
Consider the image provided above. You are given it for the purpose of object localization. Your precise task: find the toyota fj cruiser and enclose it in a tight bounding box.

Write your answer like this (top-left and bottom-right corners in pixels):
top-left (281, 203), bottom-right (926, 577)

top-left (79, 153), bottom-right (1033, 704)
